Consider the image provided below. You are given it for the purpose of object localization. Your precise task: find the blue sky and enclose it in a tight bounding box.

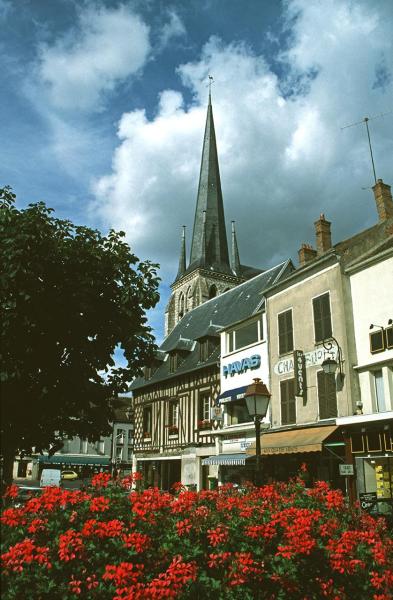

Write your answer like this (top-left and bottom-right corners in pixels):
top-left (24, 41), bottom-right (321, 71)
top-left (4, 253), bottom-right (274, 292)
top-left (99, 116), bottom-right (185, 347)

top-left (1, 0), bottom-right (392, 355)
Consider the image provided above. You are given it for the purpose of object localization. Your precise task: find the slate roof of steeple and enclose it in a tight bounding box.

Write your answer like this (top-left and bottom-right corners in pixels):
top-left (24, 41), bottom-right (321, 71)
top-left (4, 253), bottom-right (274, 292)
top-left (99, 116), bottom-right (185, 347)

top-left (131, 259), bottom-right (294, 391)
top-left (186, 94), bottom-right (231, 276)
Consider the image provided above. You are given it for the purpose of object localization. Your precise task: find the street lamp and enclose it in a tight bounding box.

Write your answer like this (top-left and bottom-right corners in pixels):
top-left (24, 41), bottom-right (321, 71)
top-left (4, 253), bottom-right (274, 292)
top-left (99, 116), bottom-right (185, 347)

top-left (321, 336), bottom-right (344, 379)
top-left (245, 378), bottom-right (271, 486)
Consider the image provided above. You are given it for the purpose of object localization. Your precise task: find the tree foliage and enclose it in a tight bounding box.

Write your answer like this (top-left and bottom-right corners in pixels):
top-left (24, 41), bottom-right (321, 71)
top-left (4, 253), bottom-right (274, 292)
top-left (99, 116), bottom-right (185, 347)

top-left (0, 187), bottom-right (160, 472)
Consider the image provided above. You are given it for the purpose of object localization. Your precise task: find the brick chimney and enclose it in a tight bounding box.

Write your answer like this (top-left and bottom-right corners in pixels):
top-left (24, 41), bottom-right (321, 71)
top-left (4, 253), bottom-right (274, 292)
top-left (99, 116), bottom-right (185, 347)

top-left (298, 243), bottom-right (317, 266)
top-left (373, 179), bottom-right (393, 222)
top-left (315, 213), bottom-right (332, 255)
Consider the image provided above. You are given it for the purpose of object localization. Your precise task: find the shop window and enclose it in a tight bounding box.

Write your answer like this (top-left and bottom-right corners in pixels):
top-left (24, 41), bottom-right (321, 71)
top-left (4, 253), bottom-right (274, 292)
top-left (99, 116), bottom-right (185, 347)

top-left (370, 329), bottom-right (385, 354)
top-left (227, 399), bottom-right (252, 425)
top-left (313, 292), bottom-right (332, 343)
top-left (350, 432), bottom-right (365, 453)
top-left (356, 456), bottom-right (393, 500)
top-left (278, 310), bottom-right (293, 355)
top-left (373, 370), bottom-right (386, 412)
top-left (280, 379), bottom-right (296, 425)
top-left (143, 406), bottom-right (152, 437)
top-left (317, 371), bottom-right (337, 419)
top-left (386, 325), bottom-right (393, 349)
top-left (366, 432), bottom-right (382, 453)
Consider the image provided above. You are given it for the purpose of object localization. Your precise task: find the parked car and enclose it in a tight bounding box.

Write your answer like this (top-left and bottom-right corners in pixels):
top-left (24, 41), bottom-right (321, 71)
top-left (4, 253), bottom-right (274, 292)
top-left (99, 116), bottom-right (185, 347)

top-left (61, 470), bottom-right (79, 481)
top-left (13, 486), bottom-right (43, 507)
top-left (40, 468), bottom-right (62, 487)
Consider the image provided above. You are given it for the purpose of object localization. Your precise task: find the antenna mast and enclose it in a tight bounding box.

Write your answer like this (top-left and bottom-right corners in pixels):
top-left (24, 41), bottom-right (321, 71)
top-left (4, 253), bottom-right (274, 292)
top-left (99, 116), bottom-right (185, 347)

top-left (341, 110), bottom-right (392, 185)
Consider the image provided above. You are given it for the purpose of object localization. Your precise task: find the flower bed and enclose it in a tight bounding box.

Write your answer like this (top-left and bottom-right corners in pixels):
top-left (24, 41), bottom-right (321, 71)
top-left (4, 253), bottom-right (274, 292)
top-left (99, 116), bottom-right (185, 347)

top-left (1, 473), bottom-right (392, 599)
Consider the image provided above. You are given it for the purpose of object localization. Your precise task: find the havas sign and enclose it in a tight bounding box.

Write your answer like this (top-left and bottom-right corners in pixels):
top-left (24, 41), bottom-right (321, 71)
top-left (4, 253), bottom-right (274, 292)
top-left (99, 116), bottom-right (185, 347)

top-left (223, 354), bottom-right (261, 378)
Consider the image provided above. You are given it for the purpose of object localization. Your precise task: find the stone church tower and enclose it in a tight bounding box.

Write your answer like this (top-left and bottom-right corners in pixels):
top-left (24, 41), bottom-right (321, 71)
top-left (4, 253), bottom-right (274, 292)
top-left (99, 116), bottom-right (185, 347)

top-left (165, 93), bottom-right (262, 336)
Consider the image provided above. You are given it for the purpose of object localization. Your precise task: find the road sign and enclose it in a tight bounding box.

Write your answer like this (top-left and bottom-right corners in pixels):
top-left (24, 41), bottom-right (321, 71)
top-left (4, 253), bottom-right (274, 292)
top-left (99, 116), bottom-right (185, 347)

top-left (339, 464), bottom-right (354, 476)
top-left (359, 491), bottom-right (377, 512)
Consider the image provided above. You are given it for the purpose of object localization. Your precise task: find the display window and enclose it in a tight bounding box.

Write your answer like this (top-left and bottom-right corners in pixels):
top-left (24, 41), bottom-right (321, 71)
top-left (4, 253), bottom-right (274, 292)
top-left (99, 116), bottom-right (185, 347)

top-left (356, 456), bottom-right (393, 500)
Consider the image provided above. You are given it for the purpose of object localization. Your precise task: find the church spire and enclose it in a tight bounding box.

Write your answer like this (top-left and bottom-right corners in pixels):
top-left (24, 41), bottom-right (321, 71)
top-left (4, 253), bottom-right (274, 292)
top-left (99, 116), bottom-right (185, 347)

top-left (189, 94), bottom-right (230, 273)
top-left (176, 225), bottom-right (186, 278)
top-left (231, 221), bottom-right (241, 276)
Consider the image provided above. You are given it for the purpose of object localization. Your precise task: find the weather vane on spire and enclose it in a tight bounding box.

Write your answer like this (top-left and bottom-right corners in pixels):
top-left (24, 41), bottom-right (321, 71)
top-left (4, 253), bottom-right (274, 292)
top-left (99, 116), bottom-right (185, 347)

top-left (207, 75), bottom-right (214, 95)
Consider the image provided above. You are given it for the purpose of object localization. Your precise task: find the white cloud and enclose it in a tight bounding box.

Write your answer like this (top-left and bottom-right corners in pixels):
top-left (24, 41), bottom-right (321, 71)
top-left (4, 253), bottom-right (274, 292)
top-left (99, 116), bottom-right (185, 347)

top-left (37, 4), bottom-right (151, 111)
top-left (91, 0), bottom-right (393, 297)
top-left (158, 10), bottom-right (186, 50)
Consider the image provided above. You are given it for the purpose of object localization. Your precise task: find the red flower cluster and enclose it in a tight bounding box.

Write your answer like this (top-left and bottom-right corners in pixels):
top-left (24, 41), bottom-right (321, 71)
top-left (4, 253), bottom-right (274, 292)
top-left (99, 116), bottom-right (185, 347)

top-left (89, 495), bottom-right (110, 512)
top-left (122, 532), bottom-right (151, 552)
top-left (2, 472), bottom-right (393, 599)
top-left (207, 524), bottom-right (229, 547)
top-left (2, 538), bottom-right (51, 572)
top-left (58, 529), bottom-right (84, 562)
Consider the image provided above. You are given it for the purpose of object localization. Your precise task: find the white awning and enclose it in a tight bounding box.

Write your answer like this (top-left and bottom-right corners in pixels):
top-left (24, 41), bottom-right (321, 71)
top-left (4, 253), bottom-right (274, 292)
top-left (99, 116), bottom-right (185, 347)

top-left (202, 453), bottom-right (250, 466)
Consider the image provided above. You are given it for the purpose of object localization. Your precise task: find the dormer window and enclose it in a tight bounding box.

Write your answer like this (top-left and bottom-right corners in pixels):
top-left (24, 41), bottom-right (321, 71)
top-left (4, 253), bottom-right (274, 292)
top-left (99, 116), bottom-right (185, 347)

top-left (199, 337), bottom-right (218, 362)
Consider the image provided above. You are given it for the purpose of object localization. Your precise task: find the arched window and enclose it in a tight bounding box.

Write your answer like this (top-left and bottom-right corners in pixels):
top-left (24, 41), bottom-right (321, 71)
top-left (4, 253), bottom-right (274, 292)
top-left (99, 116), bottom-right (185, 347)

top-left (178, 292), bottom-right (185, 319)
top-left (209, 285), bottom-right (217, 299)
top-left (186, 286), bottom-right (192, 312)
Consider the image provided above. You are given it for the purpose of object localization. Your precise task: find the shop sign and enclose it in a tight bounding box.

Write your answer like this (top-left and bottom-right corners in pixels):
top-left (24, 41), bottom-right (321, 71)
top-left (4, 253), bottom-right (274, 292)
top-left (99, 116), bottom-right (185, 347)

top-left (359, 491), bottom-right (377, 512)
top-left (240, 440), bottom-right (253, 450)
top-left (211, 405), bottom-right (223, 422)
top-left (339, 464), bottom-right (354, 476)
top-left (294, 350), bottom-right (306, 397)
top-left (274, 346), bottom-right (338, 375)
top-left (223, 354), bottom-right (261, 378)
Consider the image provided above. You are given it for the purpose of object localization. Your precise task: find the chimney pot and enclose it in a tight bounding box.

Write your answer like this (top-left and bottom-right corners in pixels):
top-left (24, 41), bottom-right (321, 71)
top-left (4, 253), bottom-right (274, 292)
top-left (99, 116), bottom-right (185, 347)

top-left (298, 243), bottom-right (317, 266)
top-left (315, 214), bottom-right (332, 255)
top-left (372, 179), bottom-right (393, 222)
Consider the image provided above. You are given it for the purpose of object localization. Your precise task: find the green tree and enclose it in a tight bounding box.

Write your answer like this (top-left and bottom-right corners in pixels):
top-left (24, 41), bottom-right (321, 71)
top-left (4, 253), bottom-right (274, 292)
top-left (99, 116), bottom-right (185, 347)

top-left (0, 187), bottom-right (160, 485)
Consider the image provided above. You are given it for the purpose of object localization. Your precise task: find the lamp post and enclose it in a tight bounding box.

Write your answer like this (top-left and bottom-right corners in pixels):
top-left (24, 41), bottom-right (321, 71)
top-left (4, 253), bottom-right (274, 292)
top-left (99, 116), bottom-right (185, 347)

top-left (321, 336), bottom-right (344, 379)
top-left (245, 378), bottom-right (271, 487)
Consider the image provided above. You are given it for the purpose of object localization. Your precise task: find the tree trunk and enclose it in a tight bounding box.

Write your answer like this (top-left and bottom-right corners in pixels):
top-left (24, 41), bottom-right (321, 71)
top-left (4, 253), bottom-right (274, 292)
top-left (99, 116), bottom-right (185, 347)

top-left (1, 446), bottom-right (16, 493)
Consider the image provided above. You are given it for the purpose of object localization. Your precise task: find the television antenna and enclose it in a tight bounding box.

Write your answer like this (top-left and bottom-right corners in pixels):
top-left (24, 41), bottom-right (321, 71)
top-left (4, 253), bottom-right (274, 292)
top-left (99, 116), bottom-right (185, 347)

top-left (341, 110), bottom-right (392, 184)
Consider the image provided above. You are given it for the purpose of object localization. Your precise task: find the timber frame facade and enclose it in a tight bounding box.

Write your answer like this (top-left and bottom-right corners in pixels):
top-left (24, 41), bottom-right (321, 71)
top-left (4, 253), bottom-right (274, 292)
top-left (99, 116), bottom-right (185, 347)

top-left (132, 365), bottom-right (220, 490)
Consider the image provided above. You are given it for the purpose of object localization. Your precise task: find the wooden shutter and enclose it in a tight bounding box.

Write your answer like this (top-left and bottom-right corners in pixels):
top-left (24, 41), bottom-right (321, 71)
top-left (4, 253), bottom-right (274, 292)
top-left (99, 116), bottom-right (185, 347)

top-left (278, 310), bottom-right (293, 355)
top-left (317, 371), bottom-right (337, 419)
top-left (280, 379), bottom-right (296, 425)
top-left (313, 293), bottom-right (332, 342)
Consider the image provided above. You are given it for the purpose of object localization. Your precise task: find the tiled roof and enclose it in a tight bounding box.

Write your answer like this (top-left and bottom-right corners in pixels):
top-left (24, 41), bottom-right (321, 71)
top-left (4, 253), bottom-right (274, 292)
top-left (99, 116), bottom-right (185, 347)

top-left (131, 260), bottom-right (293, 391)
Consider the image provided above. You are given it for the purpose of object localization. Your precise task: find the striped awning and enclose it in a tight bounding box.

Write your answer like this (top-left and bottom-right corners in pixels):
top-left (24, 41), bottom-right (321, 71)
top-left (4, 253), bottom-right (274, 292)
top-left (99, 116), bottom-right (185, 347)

top-left (202, 453), bottom-right (250, 466)
top-left (246, 426), bottom-right (338, 456)
top-left (217, 386), bottom-right (248, 404)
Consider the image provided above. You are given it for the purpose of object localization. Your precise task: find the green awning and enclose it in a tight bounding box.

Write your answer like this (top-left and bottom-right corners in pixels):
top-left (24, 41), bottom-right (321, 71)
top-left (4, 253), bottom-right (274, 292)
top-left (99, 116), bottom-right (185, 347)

top-left (38, 455), bottom-right (110, 466)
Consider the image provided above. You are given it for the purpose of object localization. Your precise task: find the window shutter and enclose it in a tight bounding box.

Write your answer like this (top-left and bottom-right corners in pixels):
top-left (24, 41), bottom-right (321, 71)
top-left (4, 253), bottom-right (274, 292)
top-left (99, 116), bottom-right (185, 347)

top-left (278, 310), bottom-right (293, 355)
top-left (313, 293), bottom-right (332, 342)
top-left (317, 371), bottom-right (337, 419)
top-left (280, 379), bottom-right (296, 425)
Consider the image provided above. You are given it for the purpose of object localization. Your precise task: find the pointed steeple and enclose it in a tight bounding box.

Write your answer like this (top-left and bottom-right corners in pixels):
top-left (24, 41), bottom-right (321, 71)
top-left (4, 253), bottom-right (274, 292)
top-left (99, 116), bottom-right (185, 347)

top-left (176, 225), bottom-right (186, 278)
top-left (189, 95), bottom-right (230, 273)
top-left (231, 221), bottom-right (241, 276)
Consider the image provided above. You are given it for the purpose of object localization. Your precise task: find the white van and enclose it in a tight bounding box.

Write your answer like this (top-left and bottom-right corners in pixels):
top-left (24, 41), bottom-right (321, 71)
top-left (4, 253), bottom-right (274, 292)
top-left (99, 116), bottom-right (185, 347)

top-left (40, 468), bottom-right (62, 487)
